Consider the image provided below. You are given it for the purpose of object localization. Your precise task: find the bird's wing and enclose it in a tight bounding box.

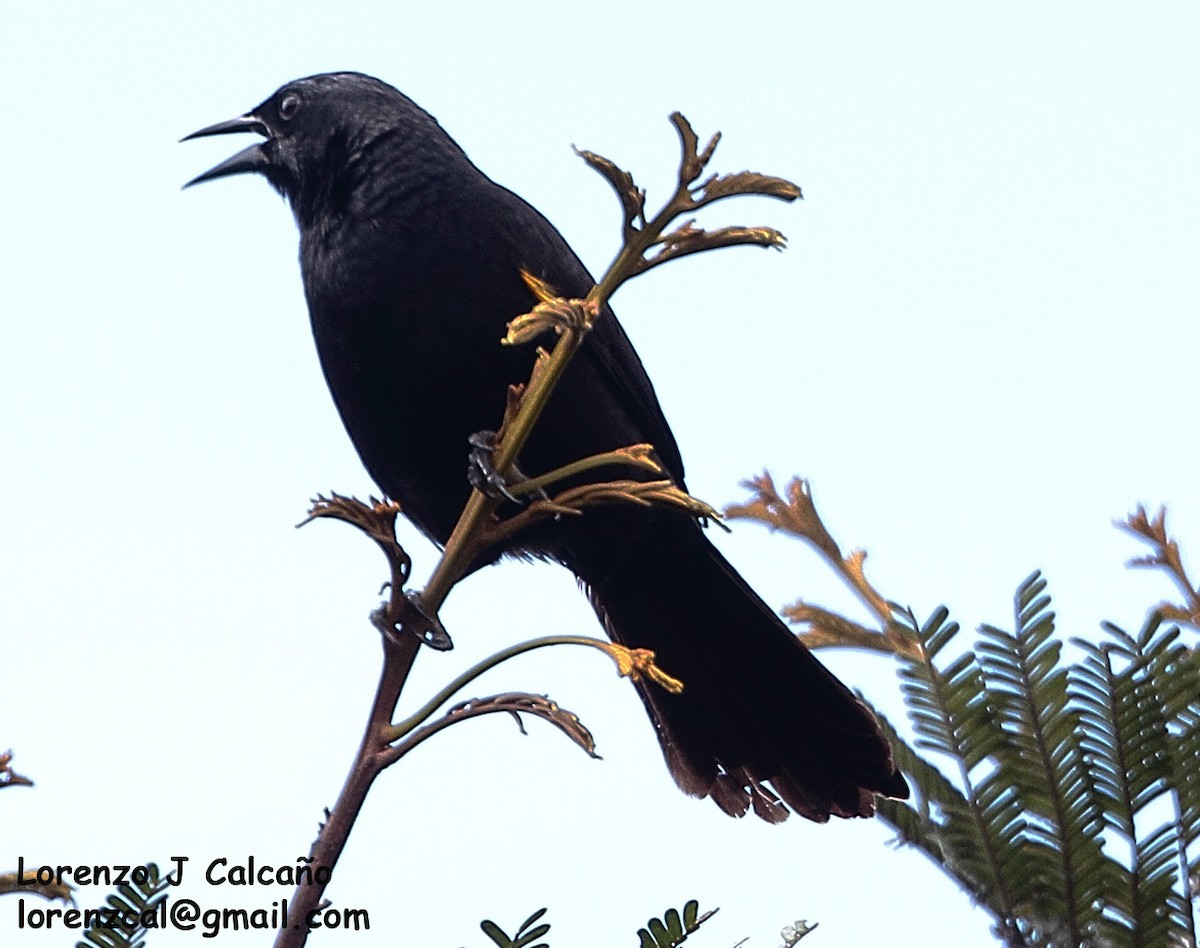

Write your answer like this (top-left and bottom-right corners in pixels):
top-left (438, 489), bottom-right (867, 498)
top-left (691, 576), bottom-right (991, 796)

top-left (493, 186), bottom-right (686, 485)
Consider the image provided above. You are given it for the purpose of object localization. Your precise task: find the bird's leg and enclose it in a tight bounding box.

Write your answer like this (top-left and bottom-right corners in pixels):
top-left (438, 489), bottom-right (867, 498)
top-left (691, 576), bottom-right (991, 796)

top-left (467, 430), bottom-right (547, 504)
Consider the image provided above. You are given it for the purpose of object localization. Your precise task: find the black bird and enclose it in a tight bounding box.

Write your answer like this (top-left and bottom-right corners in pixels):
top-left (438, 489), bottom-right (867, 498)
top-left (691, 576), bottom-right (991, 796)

top-left (185, 72), bottom-right (907, 822)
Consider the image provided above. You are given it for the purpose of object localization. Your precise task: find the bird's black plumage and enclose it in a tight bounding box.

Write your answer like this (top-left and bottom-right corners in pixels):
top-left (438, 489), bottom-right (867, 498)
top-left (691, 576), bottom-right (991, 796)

top-left (185, 72), bottom-right (907, 822)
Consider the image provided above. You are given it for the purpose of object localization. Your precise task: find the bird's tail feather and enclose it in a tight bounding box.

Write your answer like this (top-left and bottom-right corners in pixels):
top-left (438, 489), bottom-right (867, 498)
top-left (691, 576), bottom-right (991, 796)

top-left (563, 511), bottom-right (906, 822)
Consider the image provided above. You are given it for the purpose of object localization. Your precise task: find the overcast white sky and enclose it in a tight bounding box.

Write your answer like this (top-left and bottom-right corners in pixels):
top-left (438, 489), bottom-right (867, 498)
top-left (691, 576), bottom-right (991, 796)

top-left (3, 3), bottom-right (1198, 945)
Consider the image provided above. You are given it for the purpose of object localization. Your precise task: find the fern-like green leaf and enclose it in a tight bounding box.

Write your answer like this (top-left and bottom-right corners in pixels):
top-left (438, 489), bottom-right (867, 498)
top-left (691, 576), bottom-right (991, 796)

top-left (75, 863), bottom-right (169, 948)
top-left (896, 607), bottom-right (1005, 767)
top-left (975, 571), bottom-right (1113, 943)
top-left (1070, 623), bottom-right (1179, 945)
top-left (1099, 617), bottom-right (1200, 945)
top-left (889, 608), bottom-right (1034, 918)
top-left (879, 574), bottom-right (1199, 945)
top-left (478, 908), bottom-right (550, 948)
top-left (635, 900), bottom-right (714, 947)
top-left (479, 919), bottom-right (510, 947)
top-left (1147, 622), bottom-right (1200, 864)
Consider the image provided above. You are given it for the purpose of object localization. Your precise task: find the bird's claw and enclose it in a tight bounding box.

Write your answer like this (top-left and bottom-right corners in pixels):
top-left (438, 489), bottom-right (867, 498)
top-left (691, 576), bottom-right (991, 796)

top-left (467, 430), bottom-right (527, 504)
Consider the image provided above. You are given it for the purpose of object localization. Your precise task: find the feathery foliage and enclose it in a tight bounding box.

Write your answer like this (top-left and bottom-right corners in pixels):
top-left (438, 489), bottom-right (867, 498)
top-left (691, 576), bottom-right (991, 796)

top-left (471, 901), bottom-right (718, 948)
top-left (873, 576), bottom-right (1200, 945)
top-left (479, 907), bottom-right (551, 948)
top-left (730, 480), bottom-right (1200, 946)
top-left (635, 899), bottom-right (713, 948)
top-left (76, 863), bottom-right (170, 948)
top-left (878, 578), bottom-right (1198, 946)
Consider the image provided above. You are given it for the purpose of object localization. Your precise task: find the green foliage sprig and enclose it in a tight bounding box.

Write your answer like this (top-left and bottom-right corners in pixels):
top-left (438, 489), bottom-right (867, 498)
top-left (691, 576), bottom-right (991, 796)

top-left (479, 907), bottom-right (551, 948)
top-left (470, 901), bottom-right (719, 948)
top-left (731, 477), bottom-right (1200, 946)
top-left (635, 899), bottom-right (715, 948)
top-left (76, 863), bottom-right (170, 948)
top-left (881, 577), bottom-right (1198, 946)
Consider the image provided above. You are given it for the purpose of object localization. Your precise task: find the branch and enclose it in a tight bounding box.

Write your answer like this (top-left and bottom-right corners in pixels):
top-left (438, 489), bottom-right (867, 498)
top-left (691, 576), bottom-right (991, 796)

top-left (503, 444), bottom-right (665, 499)
top-left (0, 749), bottom-right (33, 790)
top-left (420, 113), bottom-right (801, 619)
top-left (384, 692), bottom-right (599, 765)
top-left (387, 634), bottom-right (683, 745)
top-left (485, 479), bottom-right (724, 549)
top-left (726, 471), bottom-right (917, 656)
top-left (0, 873), bottom-right (72, 903)
top-left (274, 114), bottom-right (798, 945)
top-left (780, 602), bottom-right (914, 656)
top-left (1119, 504), bottom-right (1200, 627)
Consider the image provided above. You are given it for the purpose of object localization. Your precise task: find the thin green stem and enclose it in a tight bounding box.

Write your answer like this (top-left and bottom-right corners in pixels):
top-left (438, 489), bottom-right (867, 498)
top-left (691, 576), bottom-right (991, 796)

top-left (421, 155), bottom-right (707, 610)
top-left (507, 445), bottom-right (660, 498)
top-left (422, 221), bottom-right (681, 609)
top-left (385, 634), bottom-right (613, 743)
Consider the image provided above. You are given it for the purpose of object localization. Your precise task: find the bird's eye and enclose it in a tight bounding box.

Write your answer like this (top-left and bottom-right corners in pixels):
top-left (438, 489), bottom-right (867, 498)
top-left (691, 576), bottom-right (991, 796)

top-left (279, 93), bottom-right (301, 121)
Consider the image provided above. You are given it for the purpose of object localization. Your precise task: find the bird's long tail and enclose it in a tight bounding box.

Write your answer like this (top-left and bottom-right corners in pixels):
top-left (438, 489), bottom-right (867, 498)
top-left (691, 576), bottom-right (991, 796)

top-left (561, 510), bottom-right (907, 822)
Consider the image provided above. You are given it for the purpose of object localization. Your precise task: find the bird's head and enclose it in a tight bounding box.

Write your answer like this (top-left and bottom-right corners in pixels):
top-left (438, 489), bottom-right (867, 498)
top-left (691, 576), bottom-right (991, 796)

top-left (183, 72), bottom-right (448, 221)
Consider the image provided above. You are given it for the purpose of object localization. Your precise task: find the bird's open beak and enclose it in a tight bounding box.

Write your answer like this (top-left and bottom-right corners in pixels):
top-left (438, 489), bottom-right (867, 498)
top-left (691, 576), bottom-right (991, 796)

top-left (182, 114), bottom-right (271, 188)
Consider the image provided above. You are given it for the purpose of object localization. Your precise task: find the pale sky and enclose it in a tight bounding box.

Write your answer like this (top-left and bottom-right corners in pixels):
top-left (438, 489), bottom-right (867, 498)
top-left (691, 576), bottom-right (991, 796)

top-left (3, 3), bottom-right (1198, 945)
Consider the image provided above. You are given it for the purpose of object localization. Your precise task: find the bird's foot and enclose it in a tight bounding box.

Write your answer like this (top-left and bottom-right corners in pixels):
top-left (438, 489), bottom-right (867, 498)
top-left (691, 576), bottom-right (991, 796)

top-left (467, 430), bottom-right (545, 504)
